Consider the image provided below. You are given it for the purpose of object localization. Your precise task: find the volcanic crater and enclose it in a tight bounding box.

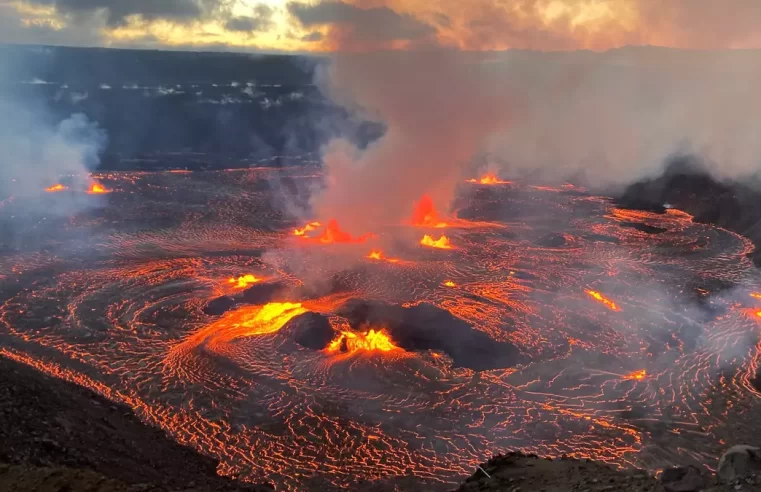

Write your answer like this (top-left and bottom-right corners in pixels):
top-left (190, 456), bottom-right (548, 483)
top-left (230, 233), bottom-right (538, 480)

top-left (2, 168), bottom-right (761, 491)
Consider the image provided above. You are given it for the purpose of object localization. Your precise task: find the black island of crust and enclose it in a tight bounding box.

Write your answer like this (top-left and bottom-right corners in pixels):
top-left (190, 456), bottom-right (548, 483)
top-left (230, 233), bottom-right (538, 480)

top-left (616, 159), bottom-right (761, 266)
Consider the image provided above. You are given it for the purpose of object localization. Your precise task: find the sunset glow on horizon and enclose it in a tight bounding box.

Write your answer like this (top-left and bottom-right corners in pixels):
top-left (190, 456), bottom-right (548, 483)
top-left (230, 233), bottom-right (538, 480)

top-left (2, 0), bottom-right (760, 53)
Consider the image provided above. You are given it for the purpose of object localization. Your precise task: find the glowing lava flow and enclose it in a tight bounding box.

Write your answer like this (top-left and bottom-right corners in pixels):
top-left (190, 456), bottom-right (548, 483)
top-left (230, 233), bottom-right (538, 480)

top-left (294, 221), bottom-right (321, 237)
top-left (45, 184), bottom-right (66, 192)
top-left (411, 195), bottom-right (448, 228)
top-left (751, 293), bottom-right (761, 300)
top-left (624, 369), bottom-right (647, 381)
top-left (467, 173), bottom-right (510, 185)
top-left (327, 329), bottom-right (399, 354)
top-left (183, 302), bottom-right (307, 346)
top-left (421, 235), bottom-right (452, 249)
top-left (87, 183), bottom-right (108, 194)
top-left (443, 280), bottom-right (457, 287)
top-left (585, 290), bottom-right (621, 311)
top-left (228, 275), bottom-right (262, 289)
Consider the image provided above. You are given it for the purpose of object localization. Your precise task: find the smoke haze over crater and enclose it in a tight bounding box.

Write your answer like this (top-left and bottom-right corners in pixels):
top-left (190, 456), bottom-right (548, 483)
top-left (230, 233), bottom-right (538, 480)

top-left (311, 51), bottom-right (509, 231)
top-left (311, 46), bottom-right (761, 232)
top-left (0, 52), bottom-right (107, 230)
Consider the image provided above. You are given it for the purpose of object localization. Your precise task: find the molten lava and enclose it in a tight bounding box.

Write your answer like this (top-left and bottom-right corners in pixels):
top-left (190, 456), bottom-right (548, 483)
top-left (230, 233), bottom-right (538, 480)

top-left (45, 184), bottom-right (66, 192)
top-left (294, 221), bottom-right (321, 237)
top-left (624, 369), bottom-right (647, 381)
top-left (228, 274), bottom-right (262, 289)
top-left (585, 290), bottom-right (621, 312)
top-left (214, 302), bottom-right (307, 340)
top-left (751, 293), bottom-right (761, 300)
top-left (87, 183), bottom-right (108, 194)
top-left (420, 235), bottom-right (452, 249)
top-left (327, 329), bottom-right (399, 354)
top-left (317, 220), bottom-right (372, 244)
top-left (411, 195), bottom-right (448, 228)
top-left (443, 280), bottom-right (457, 287)
top-left (367, 251), bottom-right (400, 263)
top-left (467, 173), bottom-right (510, 185)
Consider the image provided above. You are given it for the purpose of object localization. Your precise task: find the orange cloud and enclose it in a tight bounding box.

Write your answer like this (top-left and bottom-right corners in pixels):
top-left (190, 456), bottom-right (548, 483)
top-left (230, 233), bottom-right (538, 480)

top-left (297, 0), bottom-right (761, 51)
top-left (5, 0), bottom-right (761, 51)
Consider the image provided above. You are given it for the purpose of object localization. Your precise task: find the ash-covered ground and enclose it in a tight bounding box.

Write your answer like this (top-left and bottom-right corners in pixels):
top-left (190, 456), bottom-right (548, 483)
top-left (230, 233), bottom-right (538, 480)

top-left (2, 168), bottom-right (761, 490)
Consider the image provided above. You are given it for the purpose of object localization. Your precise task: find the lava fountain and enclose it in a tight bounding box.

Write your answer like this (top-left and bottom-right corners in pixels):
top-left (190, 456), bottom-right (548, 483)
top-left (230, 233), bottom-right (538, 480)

top-left (411, 195), bottom-right (448, 228)
top-left (228, 275), bottom-right (262, 289)
top-left (421, 235), bottom-right (452, 249)
top-left (294, 221), bottom-right (321, 237)
top-left (327, 329), bottom-right (399, 354)
top-left (467, 173), bottom-right (510, 185)
top-left (317, 219), bottom-right (373, 244)
top-left (87, 182), bottom-right (109, 194)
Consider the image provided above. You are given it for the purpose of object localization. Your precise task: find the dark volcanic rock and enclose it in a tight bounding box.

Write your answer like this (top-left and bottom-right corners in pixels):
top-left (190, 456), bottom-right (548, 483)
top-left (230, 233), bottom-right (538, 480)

top-left (536, 233), bottom-right (567, 247)
top-left (584, 233), bottom-right (621, 244)
top-left (660, 465), bottom-right (706, 492)
top-left (616, 160), bottom-right (761, 266)
top-left (281, 312), bottom-right (336, 350)
top-left (338, 300), bottom-right (524, 371)
top-left (453, 451), bottom-right (663, 492)
top-left (204, 296), bottom-right (237, 315)
top-left (241, 282), bottom-right (289, 304)
top-left (620, 221), bottom-right (667, 234)
top-left (615, 195), bottom-right (668, 214)
top-left (0, 354), bottom-right (270, 491)
top-left (717, 445), bottom-right (761, 483)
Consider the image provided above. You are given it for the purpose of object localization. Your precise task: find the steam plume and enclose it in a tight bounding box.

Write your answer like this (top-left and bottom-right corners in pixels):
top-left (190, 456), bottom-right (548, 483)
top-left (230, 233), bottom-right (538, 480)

top-left (313, 47), bottom-right (761, 216)
top-left (0, 54), bottom-right (106, 214)
top-left (312, 51), bottom-right (508, 231)
top-left (484, 48), bottom-right (761, 189)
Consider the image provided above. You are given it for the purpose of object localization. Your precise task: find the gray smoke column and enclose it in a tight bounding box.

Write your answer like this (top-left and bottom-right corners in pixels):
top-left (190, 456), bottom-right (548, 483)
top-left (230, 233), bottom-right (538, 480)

top-left (0, 51), bottom-right (106, 214)
top-left (311, 51), bottom-right (509, 232)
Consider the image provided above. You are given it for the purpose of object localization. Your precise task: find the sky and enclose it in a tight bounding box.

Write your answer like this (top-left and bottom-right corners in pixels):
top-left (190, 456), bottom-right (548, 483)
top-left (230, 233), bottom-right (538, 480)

top-left (1, 0), bottom-right (761, 53)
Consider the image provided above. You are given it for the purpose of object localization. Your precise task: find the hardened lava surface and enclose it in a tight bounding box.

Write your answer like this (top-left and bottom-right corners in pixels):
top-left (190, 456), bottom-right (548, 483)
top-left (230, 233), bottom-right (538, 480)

top-left (2, 168), bottom-right (761, 490)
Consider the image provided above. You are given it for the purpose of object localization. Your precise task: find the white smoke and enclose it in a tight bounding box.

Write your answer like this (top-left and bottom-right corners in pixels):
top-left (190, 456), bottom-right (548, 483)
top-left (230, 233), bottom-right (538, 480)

top-left (0, 53), bottom-right (107, 218)
top-left (313, 47), bottom-right (761, 225)
top-left (484, 48), bottom-right (761, 189)
top-left (311, 50), bottom-right (509, 232)
top-left (0, 100), bottom-right (106, 200)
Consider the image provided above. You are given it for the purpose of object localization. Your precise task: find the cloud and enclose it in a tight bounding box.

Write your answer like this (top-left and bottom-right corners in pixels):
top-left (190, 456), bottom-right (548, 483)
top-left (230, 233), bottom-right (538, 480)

top-left (224, 4), bottom-right (273, 33)
top-left (284, 0), bottom-right (761, 51)
top-left (636, 0), bottom-right (761, 49)
top-left (25, 0), bottom-right (218, 26)
top-left (288, 1), bottom-right (435, 49)
top-left (301, 31), bottom-right (323, 43)
top-left (0, 3), bottom-right (105, 46)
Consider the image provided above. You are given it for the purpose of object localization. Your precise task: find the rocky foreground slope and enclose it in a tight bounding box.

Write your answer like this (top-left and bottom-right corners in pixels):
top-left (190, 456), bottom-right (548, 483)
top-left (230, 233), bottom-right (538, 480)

top-left (0, 354), bottom-right (272, 492)
top-left (454, 450), bottom-right (761, 492)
